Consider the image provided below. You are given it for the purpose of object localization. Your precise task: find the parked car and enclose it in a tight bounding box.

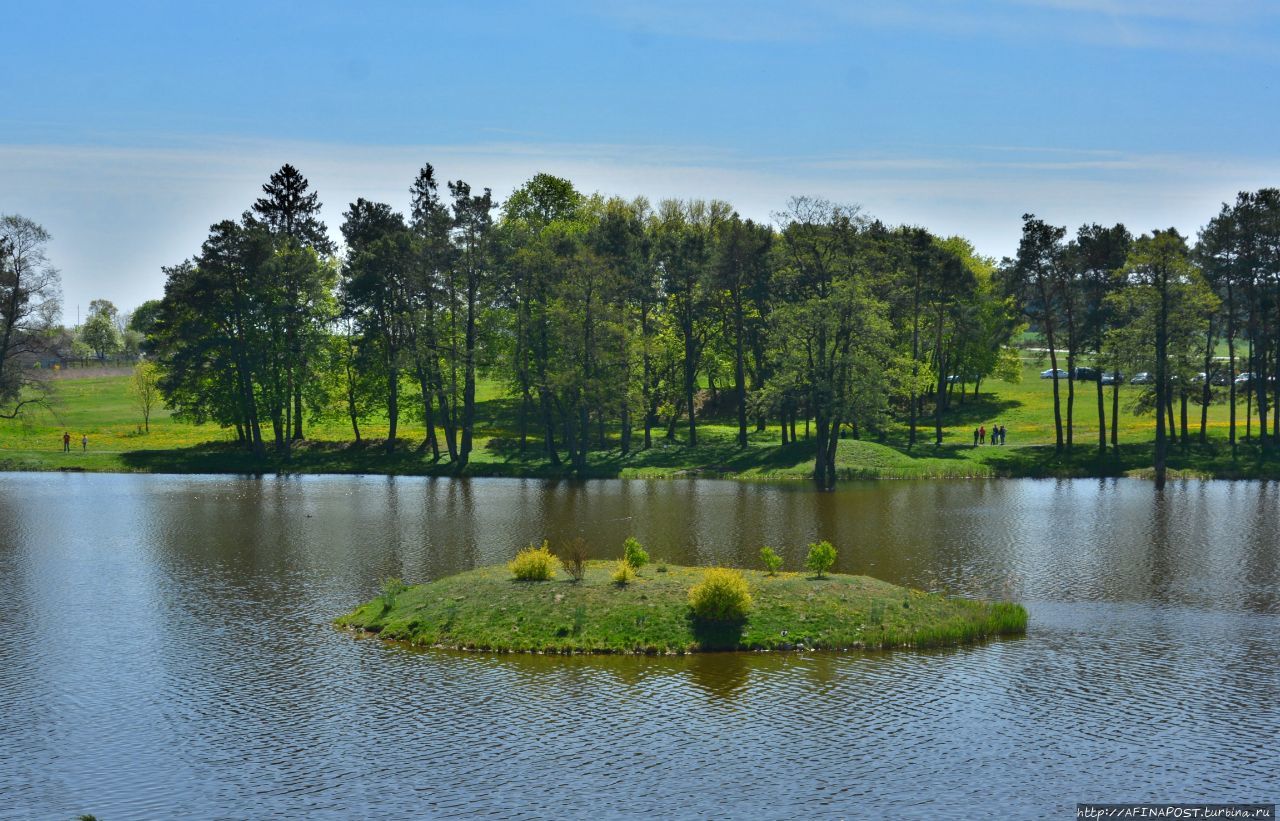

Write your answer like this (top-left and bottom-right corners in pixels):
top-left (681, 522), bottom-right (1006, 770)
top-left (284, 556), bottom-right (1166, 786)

top-left (1236, 372), bottom-right (1257, 386)
top-left (1040, 368), bottom-right (1069, 379)
top-left (1100, 371), bottom-right (1125, 385)
top-left (1211, 370), bottom-right (1231, 386)
top-left (1131, 372), bottom-right (1154, 384)
top-left (1071, 366), bottom-right (1100, 381)
top-left (1189, 372), bottom-right (1208, 385)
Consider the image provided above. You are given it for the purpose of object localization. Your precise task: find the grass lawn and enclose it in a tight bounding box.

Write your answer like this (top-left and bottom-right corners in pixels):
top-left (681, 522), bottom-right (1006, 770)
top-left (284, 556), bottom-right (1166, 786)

top-left (3, 360), bottom-right (1279, 479)
top-left (336, 561), bottom-right (1028, 654)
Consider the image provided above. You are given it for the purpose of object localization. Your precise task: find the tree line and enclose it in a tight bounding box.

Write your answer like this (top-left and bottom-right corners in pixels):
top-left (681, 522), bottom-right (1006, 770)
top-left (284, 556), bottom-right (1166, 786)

top-left (12, 163), bottom-right (1273, 487)
top-left (148, 164), bottom-right (1031, 487)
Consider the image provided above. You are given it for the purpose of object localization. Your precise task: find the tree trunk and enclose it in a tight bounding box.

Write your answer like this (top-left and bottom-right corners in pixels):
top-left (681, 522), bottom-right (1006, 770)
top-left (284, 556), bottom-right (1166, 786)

top-left (1245, 335), bottom-right (1254, 440)
top-left (1065, 350), bottom-right (1075, 449)
top-left (734, 297), bottom-right (748, 448)
top-left (813, 412), bottom-right (830, 488)
top-left (641, 302), bottom-right (654, 449)
top-left (293, 385), bottom-right (304, 441)
top-left (934, 311), bottom-right (946, 446)
top-left (1228, 333), bottom-right (1237, 458)
top-left (1044, 318), bottom-right (1064, 451)
top-left (576, 404), bottom-right (590, 472)
top-left (416, 369), bottom-right (439, 459)
top-left (458, 288), bottom-right (477, 469)
top-left (1096, 376), bottom-right (1107, 455)
top-left (517, 393), bottom-right (529, 452)
top-left (1256, 352), bottom-right (1268, 443)
top-left (1200, 321), bottom-right (1215, 444)
top-left (540, 388), bottom-right (560, 467)
top-left (1154, 278), bottom-right (1169, 489)
top-left (1180, 390), bottom-right (1189, 450)
top-left (908, 270), bottom-right (922, 449)
top-left (1110, 379), bottom-right (1120, 452)
top-left (386, 366), bottom-right (398, 454)
top-left (684, 326), bottom-right (697, 447)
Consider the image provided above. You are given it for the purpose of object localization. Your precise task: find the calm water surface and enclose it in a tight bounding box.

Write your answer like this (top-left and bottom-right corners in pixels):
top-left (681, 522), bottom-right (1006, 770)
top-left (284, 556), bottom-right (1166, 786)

top-left (0, 473), bottom-right (1277, 819)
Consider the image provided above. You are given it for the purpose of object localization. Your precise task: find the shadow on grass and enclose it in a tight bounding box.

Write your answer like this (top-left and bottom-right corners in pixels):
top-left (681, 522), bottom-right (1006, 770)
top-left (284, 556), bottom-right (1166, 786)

top-left (978, 439), bottom-right (1280, 479)
top-left (110, 428), bottom-right (1280, 481)
top-left (935, 395), bottom-right (1022, 427)
top-left (688, 613), bottom-right (746, 650)
top-left (119, 438), bottom-right (449, 476)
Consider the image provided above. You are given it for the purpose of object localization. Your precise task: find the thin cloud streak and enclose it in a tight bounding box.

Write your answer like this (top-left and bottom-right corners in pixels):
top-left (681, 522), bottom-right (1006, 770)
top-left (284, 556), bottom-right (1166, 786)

top-left (2, 138), bottom-right (1275, 322)
top-left (589, 0), bottom-right (1280, 57)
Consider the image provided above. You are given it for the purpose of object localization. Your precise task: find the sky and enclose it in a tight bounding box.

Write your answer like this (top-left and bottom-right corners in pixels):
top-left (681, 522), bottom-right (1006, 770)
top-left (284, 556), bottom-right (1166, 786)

top-left (2, 0), bottom-right (1278, 323)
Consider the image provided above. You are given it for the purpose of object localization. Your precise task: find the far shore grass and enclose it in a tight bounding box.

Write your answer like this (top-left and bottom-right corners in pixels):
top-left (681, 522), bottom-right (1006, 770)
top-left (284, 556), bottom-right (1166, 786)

top-left (5, 359), bottom-right (1280, 480)
top-left (336, 561), bottom-right (1028, 654)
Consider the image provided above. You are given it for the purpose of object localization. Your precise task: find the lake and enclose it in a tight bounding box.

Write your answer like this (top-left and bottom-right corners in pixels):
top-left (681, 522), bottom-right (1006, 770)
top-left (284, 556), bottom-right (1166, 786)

top-left (0, 473), bottom-right (1276, 818)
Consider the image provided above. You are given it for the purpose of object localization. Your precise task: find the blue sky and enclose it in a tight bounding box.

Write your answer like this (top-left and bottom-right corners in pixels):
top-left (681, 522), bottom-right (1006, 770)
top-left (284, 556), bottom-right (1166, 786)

top-left (3, 0), bottom-right (1278, 320)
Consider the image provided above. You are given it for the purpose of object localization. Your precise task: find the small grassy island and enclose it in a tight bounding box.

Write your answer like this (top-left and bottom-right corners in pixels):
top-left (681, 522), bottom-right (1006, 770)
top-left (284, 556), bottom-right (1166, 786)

top-left (337, 549), bottom-right (1027, 654)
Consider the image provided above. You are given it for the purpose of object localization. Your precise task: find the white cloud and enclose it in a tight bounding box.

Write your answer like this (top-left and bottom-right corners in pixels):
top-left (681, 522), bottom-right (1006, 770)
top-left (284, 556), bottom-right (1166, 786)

top-left (587, 0), bottom-right (1280, 56)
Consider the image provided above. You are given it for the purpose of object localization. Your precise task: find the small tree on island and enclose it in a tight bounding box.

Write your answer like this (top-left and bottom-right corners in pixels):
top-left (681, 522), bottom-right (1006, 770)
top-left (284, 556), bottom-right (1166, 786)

top-left (559, 537), bottom-right (588, 583)
top-left (130, 360), bottom-right (160, 433)
top-left (623, 536), bottom-right (649, 571)
top-left (759, 546), bottom-right (783, 576)
top-left (805, 540), bottom-right (837, 579)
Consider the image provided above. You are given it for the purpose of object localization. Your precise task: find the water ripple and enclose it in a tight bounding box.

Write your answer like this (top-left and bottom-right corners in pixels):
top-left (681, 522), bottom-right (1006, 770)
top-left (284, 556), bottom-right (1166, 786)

top-left (0, 474), bottom-right (1276, 819)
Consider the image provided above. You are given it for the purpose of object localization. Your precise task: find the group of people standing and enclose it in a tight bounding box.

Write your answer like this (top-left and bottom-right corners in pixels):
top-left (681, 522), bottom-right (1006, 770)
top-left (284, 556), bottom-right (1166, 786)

top-left (62, 432), bottom-right (87, 452)
top-left (973, 424), bottom-right (1006, 447)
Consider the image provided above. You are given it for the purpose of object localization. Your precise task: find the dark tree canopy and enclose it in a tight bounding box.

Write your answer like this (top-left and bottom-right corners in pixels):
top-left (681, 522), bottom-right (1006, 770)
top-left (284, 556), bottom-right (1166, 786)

top-left (252, 163), bottom-right (335, 255)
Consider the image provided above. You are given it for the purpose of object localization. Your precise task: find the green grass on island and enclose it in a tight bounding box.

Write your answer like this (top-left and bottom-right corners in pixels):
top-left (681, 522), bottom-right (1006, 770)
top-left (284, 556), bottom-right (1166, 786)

top-left (336, 562), bottom-right (1028, 654)
top-left (5, 359), bottom-right (1280, 480)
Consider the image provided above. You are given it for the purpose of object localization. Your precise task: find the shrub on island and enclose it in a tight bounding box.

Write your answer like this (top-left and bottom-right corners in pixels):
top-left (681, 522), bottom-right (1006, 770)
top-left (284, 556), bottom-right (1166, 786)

top-left (688, 567), bottom-right (753, 622)
top-left (509, 542), bottom-right (557, 581)
top-left (611, 559), bottom-right (636, 586)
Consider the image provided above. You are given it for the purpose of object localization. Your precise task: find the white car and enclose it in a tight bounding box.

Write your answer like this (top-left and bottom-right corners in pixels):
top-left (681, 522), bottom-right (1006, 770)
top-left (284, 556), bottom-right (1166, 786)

top-left (1040, 368), bottom-right (1068, 379)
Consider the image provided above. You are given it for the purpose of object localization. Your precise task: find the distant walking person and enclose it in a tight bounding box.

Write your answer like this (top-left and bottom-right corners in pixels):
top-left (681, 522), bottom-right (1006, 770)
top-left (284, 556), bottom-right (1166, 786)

top-left (81, 434), bottom-right (87, 452)
top-left (62, 432), bottom-right (71, 452)
top-left (999, 425), bottom-right (1007, 445)
top-left (979, 425), bottom-right (986, 445)
top-left (973, 427), bottom-right (980, 447)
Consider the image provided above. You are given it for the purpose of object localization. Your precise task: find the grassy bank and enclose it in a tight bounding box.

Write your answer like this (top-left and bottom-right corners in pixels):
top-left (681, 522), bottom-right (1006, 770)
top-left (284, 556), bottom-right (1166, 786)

top-left (336, 562), bottom-right (1028, 654)
top-left (5, 361), bottom-right (1280, 480)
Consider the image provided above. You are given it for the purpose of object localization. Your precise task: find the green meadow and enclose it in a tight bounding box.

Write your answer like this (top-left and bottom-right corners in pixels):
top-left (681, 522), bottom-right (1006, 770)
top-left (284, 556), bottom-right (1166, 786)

top-left (3, 359), bottom-right (1278, 480)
